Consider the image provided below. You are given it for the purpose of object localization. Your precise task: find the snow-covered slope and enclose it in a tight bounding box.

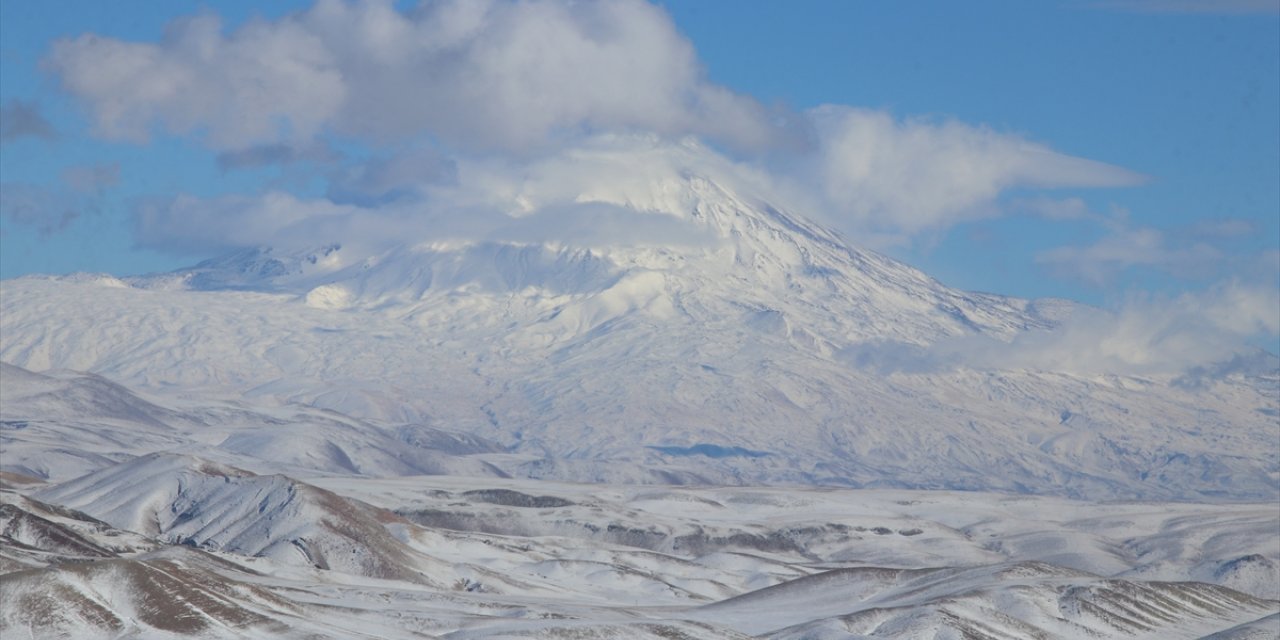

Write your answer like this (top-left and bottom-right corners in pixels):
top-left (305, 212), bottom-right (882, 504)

top-left (32, 453), bottom-right (445, 584)
top-left (0, 491), bottom-right (156, 573)
top-left (0, 361), bottom-right (513, 484)
top-left (1, 547), bottom-right (299, 638)
top-left (6, 468), bottom-right (1278, 640)
top-left (733, 563), bottom-right (1276, 640)
top-left (322, 473), bottom-right (1280, 600)
top-left (0, 362), bottom-right (192, 481)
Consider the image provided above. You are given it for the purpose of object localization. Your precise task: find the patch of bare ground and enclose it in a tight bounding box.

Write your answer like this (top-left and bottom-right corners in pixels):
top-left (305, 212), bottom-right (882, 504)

top-left (0, 549), bottom-right (296, 637)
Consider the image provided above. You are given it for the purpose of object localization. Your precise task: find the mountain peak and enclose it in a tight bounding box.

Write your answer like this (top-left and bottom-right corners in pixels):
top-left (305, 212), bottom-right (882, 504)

top-left (125, 143), bottom-right (1052, 348)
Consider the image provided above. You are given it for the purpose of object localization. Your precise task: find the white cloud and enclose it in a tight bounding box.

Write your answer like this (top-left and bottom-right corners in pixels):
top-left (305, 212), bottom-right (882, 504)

top-left (980, 283), bottom-right (1280, 373)
top-left (133, 189), bottom-right (716, 258)
top-left (326, 147), bottom-right (457, 206)
top-left (1030, 200), bottom-right (1274, 287)
top-left (49, 1), bottom-right (1153, 252)
top-left (46, 0), bottom-right (781, 153)
top-left (132, 124), bottom-right (1155, 274)
top-left (429, 134), bottom-right (777, 213)
top-left (133, 192), bottom-right (364, 254)
top-left (132, 136), bottom-right (731, 254)
top-left (47, 13), bottom-right (345, 149)
top-left (1036, 226), bottom-right (1222, 285)
top-left (847, 282), bottom-right (1280, 375)
top-left (1027, 200), bottom-right (1276, 291)
top-left (806, 107), bottom-right (1145, 235)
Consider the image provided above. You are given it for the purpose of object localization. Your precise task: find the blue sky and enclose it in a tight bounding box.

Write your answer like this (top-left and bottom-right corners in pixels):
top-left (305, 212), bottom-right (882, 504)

top-left (1, 0), bottom-right (1277, 322)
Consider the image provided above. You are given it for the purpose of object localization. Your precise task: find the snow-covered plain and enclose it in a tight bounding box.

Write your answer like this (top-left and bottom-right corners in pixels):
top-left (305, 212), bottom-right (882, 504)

top-left (2, 141), bottom-right (1278, 637)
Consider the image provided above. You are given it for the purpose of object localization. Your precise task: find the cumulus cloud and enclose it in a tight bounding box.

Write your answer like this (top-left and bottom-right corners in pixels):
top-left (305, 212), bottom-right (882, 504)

top-left (45, 0), bottom-right (782, 153)
top-left (132, 135), bottom-right (737, 255)
top-left (37, 0), bottom-right (1168, 267)
top-left (0, 99), bottom-right (56, 144)
top-left (806, 107), bottom-right (1145, 235)
top-left (46, 12), bottom-right (345, 149)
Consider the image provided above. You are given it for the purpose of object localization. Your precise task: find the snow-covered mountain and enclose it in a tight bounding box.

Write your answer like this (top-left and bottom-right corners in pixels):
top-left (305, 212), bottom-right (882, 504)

top-left (1, 140), bottom-right (1276, 500)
